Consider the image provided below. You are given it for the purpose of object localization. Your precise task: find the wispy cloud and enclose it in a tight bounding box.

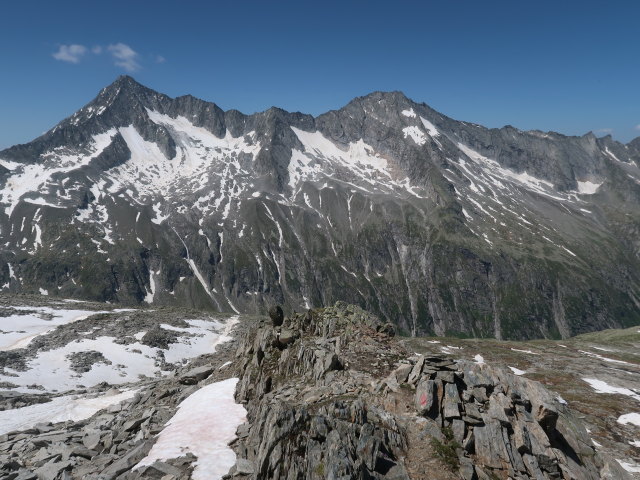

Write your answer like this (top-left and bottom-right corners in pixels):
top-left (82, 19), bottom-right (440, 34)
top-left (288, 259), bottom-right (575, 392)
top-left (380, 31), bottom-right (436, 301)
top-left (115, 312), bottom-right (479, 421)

top-left (635, 124), bottom-right (640, 131)
top-left (596, 128), bottom-right (613, 135)
top-left (52, 42), bottom-right (156, 72)
top-left (52, 44), bottom-right (88, 64)
top-left (107, 43), bottom-right (140, 72)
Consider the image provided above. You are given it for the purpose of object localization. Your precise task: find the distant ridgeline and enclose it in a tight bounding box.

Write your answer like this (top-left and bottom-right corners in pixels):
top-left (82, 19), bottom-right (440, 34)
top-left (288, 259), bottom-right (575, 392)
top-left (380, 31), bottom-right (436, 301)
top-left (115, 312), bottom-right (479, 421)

top-left (1, 75), bottom-right (640, 339)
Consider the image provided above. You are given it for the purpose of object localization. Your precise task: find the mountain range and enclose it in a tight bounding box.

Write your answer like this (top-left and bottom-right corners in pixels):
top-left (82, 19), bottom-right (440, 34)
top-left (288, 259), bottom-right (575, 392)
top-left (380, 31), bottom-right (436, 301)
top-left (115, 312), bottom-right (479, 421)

top-left (1, 75), bottom-right (640, 340)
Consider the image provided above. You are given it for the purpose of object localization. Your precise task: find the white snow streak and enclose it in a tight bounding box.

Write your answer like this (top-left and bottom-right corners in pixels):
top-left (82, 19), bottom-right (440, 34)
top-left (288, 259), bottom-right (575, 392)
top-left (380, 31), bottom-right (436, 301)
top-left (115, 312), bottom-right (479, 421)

top-left (510, 348), bottom-right (539, 355)
top-left (578, 350), bottom-right (631, 365)
top-left (419, 117), bottom-right (440, 137)
top-left (617, 460), bottom-right (640, 473)
top-left (583, 378), bottom-right (640, 401)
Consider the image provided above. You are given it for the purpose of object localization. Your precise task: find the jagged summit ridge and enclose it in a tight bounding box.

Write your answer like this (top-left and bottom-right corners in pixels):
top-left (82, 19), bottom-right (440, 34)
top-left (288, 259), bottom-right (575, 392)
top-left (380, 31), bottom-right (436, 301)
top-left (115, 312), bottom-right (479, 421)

top-left (0, 78), bottom-right (639, 339)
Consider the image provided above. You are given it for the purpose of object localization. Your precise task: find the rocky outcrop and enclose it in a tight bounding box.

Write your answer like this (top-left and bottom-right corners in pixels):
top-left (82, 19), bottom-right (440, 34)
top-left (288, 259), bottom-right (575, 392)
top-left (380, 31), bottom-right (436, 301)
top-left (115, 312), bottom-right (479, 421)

top-left (231, 303), bottom-right (629, 479)
top-left (0, 302), bottom-right (632, 479)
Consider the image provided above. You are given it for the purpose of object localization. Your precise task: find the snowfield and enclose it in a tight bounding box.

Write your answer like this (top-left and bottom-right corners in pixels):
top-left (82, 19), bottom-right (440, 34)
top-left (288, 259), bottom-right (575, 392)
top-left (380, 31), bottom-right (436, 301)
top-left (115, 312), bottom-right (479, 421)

top-left (0, 310), bottom-right (239, 393)
top-left (0, 305), bottom-right (133, 351)
top-left (135, 378), bottom-right (246, 480)
top-left (0, 389), bottom-right (137, 435)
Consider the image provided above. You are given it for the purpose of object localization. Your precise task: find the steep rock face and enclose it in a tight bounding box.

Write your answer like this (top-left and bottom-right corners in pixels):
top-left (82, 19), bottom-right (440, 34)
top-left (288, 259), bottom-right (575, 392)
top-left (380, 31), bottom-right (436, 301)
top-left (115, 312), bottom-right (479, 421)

top-left (1, 77), bottom-right (640, 339)
top-left (230, 303), bottom-right (628, 479)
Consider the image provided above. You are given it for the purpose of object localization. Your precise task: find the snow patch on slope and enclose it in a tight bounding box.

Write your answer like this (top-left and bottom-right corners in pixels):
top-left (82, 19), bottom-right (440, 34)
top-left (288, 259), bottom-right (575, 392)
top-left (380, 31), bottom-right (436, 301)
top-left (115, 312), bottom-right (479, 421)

top-left (0, 130), bottom-right (117, 216)
top-left (618, 413), bottom-right (640, 427)
top-left (459, 143), bottom-right (553, 190)
top-left (583, 378), bottom-right (640, 401)
top-left (402, 126), bottom-right (427, 145)
top-left (576, 181), bottom-right (602, 195)
top-left (135, 378), bottom-right (246, 480)
top-left (0, 306), bottom-right (119, 351)
top-left (0, 315), bottom-right (235, 393)
top-left (578, 350), bottom-right (630, 365)
top-left (289, 127), bottom-right (423, 198)
top-left (0, 389), bottom-right (137, 435)
top-left (618, 460), bottom-right (640, 473)
top-left (419, 117), bottom-right (440, 137)
top-left (107, 111), bottom-right (261, 220)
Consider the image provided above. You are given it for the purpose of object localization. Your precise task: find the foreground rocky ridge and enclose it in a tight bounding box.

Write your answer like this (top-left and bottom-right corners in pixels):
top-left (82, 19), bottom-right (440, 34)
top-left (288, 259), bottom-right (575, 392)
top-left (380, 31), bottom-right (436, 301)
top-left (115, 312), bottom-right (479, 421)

top-left (1, 77), bottom-right (640, 339)
top-left (231, 302), bottom-right (629, 479)
top-left (0, 300), bottom-right (635, 479)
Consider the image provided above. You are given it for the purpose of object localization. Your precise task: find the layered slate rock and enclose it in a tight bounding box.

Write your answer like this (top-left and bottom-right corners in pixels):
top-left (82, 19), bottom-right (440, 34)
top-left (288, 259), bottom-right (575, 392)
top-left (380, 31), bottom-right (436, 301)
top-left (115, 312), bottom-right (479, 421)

top-left (231, 302), bottom-right (628, 479)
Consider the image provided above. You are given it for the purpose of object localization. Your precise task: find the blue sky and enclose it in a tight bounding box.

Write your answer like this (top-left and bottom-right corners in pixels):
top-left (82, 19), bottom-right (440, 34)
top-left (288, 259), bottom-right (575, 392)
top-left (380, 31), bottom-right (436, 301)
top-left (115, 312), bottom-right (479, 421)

top-left (1, 0), bottom-right (639, 149)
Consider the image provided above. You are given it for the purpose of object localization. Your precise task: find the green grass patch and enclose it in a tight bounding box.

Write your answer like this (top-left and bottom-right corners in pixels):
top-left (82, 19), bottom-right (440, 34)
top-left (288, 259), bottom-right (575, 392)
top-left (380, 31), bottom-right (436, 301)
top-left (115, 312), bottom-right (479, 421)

top-left (431, 426), bottom-right (461, 472)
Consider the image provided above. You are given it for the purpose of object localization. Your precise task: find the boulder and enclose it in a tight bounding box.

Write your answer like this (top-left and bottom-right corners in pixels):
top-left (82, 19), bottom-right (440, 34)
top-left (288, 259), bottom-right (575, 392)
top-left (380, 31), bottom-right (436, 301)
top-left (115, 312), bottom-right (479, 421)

top-left (178, 365), bottom-right (214, 385)
top-left (414, 379), bottom-right (437, 417)
top-left (99, 440), bottom-right (154, 480)
top-left (443, 383), bottom-right (461, 419)
top-left (276, 329), bottom-right (297, 348)
top-left (34, 460), bottom-right (72, 480)
top-left (140, 327), bottom-right (178, 349)
top-left (376, 323), bottom-right (395, 337)
top-left (82, 431), bottom-right (101, 451)
top-left (393, 364), bottom-right (412, 384)
top-left (407, 356), bottom-right (425, 385)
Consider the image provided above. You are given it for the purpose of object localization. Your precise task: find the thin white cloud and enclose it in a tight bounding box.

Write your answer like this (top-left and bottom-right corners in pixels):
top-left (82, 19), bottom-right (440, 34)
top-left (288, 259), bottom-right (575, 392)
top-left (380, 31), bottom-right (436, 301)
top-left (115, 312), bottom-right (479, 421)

top-left (156, 55), bottom-right (166, 64)
top-left (53, 42), bottom-right (146, 71)
top-left (107, 43), bottom-right (140, 72)
top-left (596, 128), bottom-right (613, 135)
top-left (52, 44), bottom-right (88, 64)
top-left (634, 124), bottom-right (640, 131)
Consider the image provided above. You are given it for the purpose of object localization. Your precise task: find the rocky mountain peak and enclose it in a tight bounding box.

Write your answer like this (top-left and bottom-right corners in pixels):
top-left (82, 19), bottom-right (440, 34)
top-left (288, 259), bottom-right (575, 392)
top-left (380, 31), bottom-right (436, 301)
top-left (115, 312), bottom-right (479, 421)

top-left (100, 75), bottom-right (171, 105)
top-left (106, 74), bottom-right (146, 91)
top-left (329, 90), bottom-right (422, 123)
top-left (1, 79), bottom-right (640, 341)
top-left (356, 89), bottom-right (413, 106)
